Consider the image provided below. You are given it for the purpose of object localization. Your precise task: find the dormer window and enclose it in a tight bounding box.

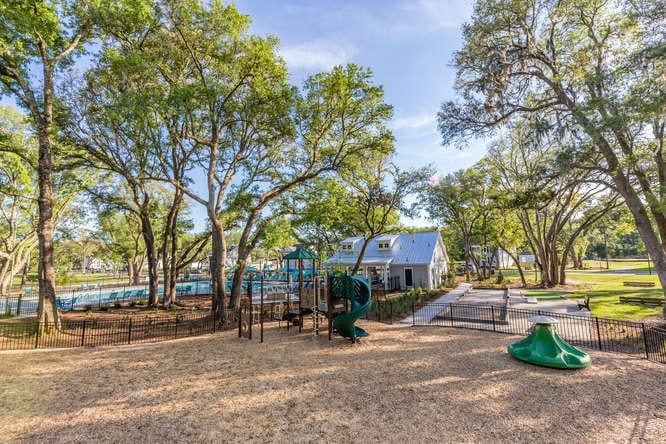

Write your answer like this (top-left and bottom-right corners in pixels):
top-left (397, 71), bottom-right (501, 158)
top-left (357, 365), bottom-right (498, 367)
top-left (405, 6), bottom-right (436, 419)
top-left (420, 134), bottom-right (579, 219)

top-left (376, 235), bottom-right (398, 251)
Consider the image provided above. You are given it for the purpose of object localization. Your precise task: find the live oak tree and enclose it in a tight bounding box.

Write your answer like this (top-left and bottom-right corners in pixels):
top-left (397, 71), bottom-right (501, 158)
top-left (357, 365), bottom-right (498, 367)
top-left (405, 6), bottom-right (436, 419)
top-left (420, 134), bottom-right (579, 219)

top-left (67, 68), bottom-right (164, 306)
top-left (113, 1), bottom-right (294, 313)
top-left (422, 167), bottom-right (493, 282)
top-left (91, 1), bottom-right (396, 311)
top-left (227, 64), bottom-right (395, 308)
top-left (485, 124), bottom-right (621, 286)
top-left (438, 0), bottom-right (666, 312)
top-left (292, 178), bottom-right (359, 258)
top-left (97, 207), bottom-right (146, 285)
top-left (345, 159), bottom-right (432, 275)
top-left (0, 0), bottom-right (97, 325)
top-left (0, 107), bottom-right (38, 295)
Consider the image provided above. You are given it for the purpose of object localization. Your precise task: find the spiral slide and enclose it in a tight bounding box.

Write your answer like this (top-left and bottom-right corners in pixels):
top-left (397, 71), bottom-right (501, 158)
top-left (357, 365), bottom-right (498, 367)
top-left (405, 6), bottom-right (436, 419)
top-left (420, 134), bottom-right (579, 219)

top-left (332, 276), bottom-right (371, 342)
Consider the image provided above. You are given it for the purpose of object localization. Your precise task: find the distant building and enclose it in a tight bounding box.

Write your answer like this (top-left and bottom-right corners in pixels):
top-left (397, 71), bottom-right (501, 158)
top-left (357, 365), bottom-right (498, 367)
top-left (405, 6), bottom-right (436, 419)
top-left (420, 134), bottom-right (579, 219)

top-left (324, 232), bottom-right (449, 290)
top-left (470, 245), bottom-right (516, 269)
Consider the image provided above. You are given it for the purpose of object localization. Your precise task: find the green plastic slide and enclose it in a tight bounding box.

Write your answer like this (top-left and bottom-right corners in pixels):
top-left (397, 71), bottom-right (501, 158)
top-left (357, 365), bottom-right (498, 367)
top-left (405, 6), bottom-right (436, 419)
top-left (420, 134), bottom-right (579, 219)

top-left (332, 276), bottom-right (371, 342)
top-left (508, 316), bottom-right (591, 369)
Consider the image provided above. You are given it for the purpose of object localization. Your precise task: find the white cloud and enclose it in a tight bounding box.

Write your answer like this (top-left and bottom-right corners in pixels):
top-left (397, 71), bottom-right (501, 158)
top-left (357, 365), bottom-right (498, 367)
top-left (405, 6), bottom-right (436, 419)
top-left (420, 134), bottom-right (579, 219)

top-left (391, 113), bottom-right (436, 131)
top-left (397, 0), bottom-right (473, 33)
top-left (279, 40), bottom-right (357, 71)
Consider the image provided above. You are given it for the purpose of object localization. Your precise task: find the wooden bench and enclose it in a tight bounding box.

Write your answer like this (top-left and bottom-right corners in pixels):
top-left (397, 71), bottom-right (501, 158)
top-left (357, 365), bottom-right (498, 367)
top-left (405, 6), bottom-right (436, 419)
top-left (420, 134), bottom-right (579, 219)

top-left (577, 295), bottom-right (591, 311)
top-left (623, 281), bottom-right (655, 287)
top-left (619, 296), bottom-right (664, 306)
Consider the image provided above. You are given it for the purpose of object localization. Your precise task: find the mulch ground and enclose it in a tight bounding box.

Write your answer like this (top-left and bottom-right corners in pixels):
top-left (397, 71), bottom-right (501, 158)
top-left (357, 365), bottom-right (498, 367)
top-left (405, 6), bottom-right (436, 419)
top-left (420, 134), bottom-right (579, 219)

top-left (60, 294), bottom-right (212, 321)
top-left (1, 322), bottom-right (664, 443)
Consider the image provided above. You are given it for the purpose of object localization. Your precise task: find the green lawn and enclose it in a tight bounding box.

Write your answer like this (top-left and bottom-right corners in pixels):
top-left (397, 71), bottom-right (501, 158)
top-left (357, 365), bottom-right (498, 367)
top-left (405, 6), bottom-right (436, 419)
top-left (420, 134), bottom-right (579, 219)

top-left (565, 271), bottom-right (663, 319)
top-left (521, 290), bottom-right (569, 300)
top-left (581, 259), bottom-right (654, 273)
top-left (519, 271), bottom-right (662, 320)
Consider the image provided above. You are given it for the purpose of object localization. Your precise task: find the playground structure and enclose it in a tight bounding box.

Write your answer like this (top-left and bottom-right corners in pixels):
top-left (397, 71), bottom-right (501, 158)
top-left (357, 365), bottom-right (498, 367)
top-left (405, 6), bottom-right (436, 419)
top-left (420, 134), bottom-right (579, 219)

top-left (328, 274), bottom-right (371, 342)
top-left (1, 245), bottom-right (373, 344)
top-left (238, 248), bottom-right (372, 343)
top-left (507, 316), bottom-right (592, 369)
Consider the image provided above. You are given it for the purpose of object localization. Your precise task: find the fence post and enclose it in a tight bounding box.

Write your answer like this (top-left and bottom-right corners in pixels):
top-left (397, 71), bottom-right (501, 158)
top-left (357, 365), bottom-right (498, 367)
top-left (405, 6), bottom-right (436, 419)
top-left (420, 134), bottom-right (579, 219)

top-left (127, 318), bottom-right (132, 345)
top-left (174, 317), bottom-right (179, 339)
top-left (411, 301), bottom-right (415, 326)
top-left (34, 323), bottom-right (40, 349)
top-left (389, 300), bottom-right (393, 323)
top-left (595, 317), bottom-right (603, 351)
top-left (212, 309), bottom-right (217, 333)
top-left (17, 295), bottom-right (22, 316)
top-left (491, 305), bottom-right (496, 332)
top-left (81, 320), bottom-right (87, 347)
top-left (641, 323), bottom-right (649, 360)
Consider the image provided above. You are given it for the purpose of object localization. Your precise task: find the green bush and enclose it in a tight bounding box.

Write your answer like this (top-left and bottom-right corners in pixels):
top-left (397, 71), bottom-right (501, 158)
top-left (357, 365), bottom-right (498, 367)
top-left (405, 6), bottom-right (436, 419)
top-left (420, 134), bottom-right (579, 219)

top-left (372, 287), bottom-right (438, 318)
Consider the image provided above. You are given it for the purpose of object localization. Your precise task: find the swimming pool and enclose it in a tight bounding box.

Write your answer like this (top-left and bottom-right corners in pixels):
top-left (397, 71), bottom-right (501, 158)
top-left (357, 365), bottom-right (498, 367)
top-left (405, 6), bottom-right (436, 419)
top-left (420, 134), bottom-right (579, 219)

top-left (1, 279), bottom-right (309, 317)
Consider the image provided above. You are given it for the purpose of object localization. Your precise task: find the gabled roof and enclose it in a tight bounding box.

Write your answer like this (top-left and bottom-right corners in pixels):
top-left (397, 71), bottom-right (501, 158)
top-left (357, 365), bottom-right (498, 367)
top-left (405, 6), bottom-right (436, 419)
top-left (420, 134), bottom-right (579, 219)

top-left (283, 247), bottom-right (319, 260)
top-left (325, 232), bottom-right (446, 266)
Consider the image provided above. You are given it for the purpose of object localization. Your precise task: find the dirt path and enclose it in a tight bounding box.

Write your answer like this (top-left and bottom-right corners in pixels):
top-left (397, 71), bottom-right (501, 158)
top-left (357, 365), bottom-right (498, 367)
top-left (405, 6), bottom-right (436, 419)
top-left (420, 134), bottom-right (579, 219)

top-left (1, 322), bottom-right (664, 443)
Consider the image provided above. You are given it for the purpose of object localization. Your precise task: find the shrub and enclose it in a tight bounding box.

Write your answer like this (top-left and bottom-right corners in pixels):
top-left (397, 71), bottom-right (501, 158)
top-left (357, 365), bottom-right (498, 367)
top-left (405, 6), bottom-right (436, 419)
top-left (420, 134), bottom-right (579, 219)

top-left (99, 304), bottom-right (110, 312)
top-left (113, 301), bottom-right (121, 309)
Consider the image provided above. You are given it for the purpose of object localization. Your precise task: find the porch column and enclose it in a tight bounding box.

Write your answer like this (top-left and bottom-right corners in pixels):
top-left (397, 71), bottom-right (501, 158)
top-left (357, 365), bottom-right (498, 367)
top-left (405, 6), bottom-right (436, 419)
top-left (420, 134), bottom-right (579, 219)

top-left (384, 264), bottom-right (389, 290)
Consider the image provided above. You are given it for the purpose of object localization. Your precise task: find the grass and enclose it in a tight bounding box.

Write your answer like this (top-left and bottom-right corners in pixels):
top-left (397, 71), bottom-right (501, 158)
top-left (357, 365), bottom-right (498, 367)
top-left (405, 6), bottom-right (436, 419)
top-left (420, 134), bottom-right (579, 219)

top-left (515, 271), bottom-right (662, 320)
top-left (522, 290), bottom-right (568, 300)
top-left (490, 267), bottom-right (663, 321)
top-left (566, 271), bottom-right (663, 319)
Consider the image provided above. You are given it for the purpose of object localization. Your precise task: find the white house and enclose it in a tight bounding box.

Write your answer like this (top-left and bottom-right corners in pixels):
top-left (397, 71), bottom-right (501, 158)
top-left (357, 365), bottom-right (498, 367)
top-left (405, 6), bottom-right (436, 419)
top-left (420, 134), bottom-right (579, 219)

top-left (324, 232), bottom-right (449, 290)
top-left (470, 245), bottom-right (516, 269)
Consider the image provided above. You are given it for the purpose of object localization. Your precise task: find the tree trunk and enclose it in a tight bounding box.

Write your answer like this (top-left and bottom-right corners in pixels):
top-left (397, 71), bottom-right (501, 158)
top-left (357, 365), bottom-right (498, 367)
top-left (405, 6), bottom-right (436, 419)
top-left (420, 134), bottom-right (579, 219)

top-left (463, 234), bottom-right (471, 282)
top-left (19, 252), bottom-right (30, 290)
top-left (210, 221), bottom-right (227, 314)
top-left (139, 210), bottom-right (159, 306)
top-left (230, 257), bottom-right (247, 309)
top-left (162, 189), bottom-right (182, 308)
top-left (36, 128), bottom-right (59, 328)
top-left (499, 245), bottom-right (527, 287)
top-left (621, 190), bottom-right (666, 317)
top-left (128, 260), bottom-right (135, 284)
top-left (351, 237), bottom-right (373, 275)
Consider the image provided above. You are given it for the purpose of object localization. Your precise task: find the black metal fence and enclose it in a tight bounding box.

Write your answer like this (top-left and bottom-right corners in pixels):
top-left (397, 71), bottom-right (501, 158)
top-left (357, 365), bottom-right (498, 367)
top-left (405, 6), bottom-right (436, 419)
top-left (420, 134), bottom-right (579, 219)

top-left (0, 311), bottom-right (239, 351)
top-left (412, 302), bottom-right (666, 365)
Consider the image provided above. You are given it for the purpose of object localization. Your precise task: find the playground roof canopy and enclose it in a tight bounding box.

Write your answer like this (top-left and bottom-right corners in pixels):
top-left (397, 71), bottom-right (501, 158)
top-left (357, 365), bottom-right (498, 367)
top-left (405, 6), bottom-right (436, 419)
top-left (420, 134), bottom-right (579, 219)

top-left (283, 247), bottom-right (319, 260)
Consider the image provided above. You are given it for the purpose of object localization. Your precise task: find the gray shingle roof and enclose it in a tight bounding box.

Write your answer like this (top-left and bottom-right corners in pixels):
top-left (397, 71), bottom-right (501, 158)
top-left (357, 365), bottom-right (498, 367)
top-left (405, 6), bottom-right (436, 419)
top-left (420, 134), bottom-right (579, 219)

top-left (325, 232), bottom-right (444, 266)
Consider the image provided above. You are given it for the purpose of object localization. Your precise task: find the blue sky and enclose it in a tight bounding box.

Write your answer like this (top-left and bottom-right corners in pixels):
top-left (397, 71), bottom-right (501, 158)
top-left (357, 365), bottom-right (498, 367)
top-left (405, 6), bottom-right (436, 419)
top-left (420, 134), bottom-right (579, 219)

top-left (230, 0), bottom-right (487, 227)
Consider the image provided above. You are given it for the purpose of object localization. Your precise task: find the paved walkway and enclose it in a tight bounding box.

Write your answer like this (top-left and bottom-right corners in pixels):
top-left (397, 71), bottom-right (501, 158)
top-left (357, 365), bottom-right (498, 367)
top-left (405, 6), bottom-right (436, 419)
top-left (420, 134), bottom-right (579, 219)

top-left (399, 283), bottom-right (472, 325)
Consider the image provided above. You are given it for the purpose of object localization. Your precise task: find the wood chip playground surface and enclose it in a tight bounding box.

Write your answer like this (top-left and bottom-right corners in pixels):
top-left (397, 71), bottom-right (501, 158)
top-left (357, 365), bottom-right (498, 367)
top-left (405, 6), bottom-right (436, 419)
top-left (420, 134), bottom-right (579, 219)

top-left (1, 322), bottom-right (664, 443)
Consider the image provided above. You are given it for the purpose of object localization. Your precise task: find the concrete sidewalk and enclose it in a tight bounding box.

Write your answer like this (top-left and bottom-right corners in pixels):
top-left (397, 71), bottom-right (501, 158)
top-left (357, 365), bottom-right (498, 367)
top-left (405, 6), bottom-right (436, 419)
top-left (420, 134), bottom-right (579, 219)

top-left (399, 283), bottom-right (472, 325)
